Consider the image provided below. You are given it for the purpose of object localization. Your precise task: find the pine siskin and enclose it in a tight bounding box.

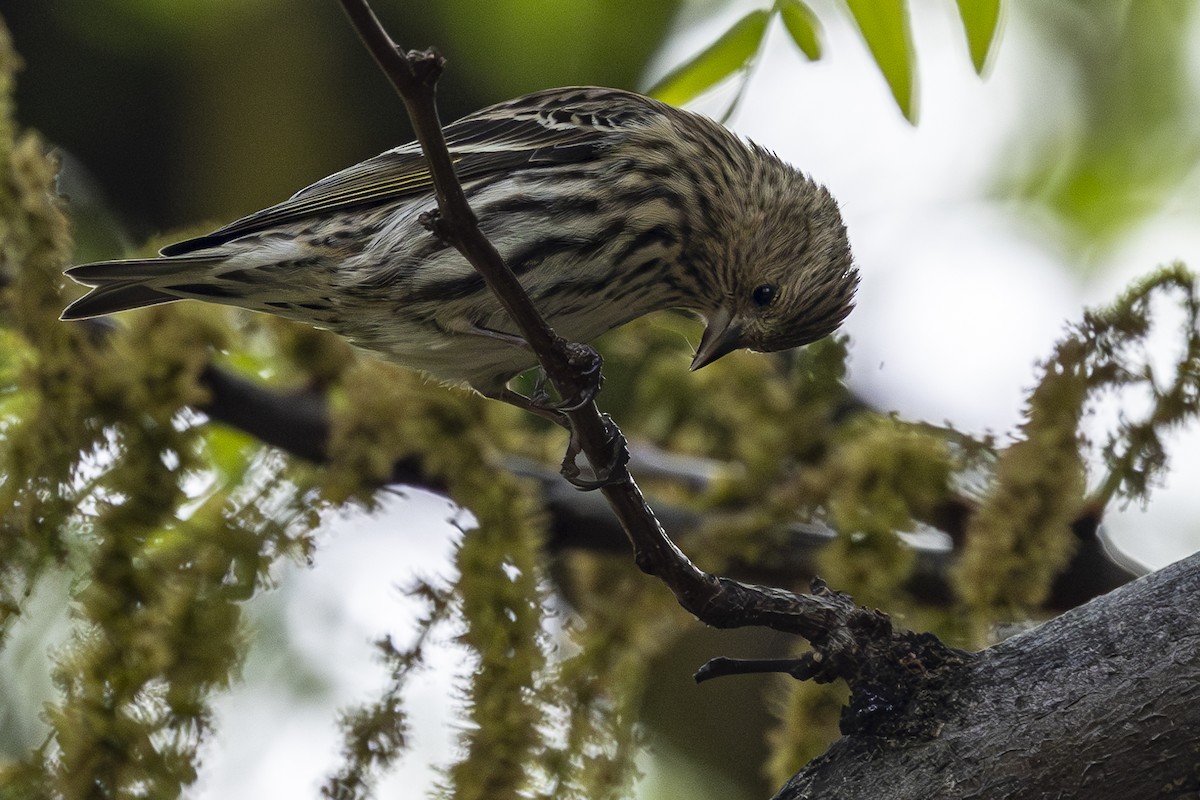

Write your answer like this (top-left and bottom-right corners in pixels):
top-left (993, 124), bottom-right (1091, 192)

top-left (62, 87), bottom-right (858, 397)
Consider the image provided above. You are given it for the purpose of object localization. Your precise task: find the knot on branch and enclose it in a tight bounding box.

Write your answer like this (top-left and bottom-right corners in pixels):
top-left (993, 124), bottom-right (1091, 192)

top-left (838, 630), bottom-right (976, 738)
top-left (418, 208), bottom-right (457, 248)
top-left (696, 577), bottom-right (977, 738)
top-left (403, 47), bottom-right (445, 86)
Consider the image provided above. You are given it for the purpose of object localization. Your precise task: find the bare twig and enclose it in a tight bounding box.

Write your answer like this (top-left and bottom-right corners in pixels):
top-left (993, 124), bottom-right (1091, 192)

top-left (335, 0), bottom-right (734, 620)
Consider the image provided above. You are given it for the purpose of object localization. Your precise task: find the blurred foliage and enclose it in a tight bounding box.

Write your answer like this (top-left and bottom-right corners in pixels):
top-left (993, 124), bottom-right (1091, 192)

top-left (957, 264), bottom-right (1200, 622)
top-left (1005, 1), bottom-right (1200, 263)
top-left (651, 9), bottom-right (774, 110)
top-left (955, 0), bottom-right (1002, 73)
top-left (0, 23), bottom-right (319, 794)
top-left (649, 0), bottom-right (1001, 122)
top-left (2, 2), bottom-right (1200, 800)
top-left (778, 0), bottom-right (823, 61)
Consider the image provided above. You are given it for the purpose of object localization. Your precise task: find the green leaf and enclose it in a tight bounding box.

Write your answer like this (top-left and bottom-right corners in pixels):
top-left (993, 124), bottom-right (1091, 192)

top-left (649, 10), bottom-right (771, 106)
top-left (844, 0), bottom-right (917, 122)
top-left (778, 0), bottom-right (823, 60)
top-left (954, 0), bottom-right (1002, 74)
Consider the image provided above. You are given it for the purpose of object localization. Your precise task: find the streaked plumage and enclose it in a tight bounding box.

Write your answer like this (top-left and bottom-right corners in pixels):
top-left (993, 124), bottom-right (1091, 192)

top-left (62, 87), bottom-right (858, 395)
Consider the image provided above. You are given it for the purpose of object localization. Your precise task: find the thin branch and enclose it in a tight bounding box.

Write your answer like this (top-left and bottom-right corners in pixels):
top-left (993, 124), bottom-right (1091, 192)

top-left (332, 0), bottom-right (864, 636)
top-left (335, 0), bottom-right (733, 620)
top-left (336, 0), bottom-right (562, 362)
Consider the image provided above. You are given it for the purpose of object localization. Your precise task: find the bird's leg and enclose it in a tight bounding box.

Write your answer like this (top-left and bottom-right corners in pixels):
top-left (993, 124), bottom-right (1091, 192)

top-left (528, 369), bottom-right (556, 409)
top-left (460, 322), bottom-right (532, 350)
top-left (492, 387), bottom-right (570, 429)
top-left (467, 321), bottom-right (603, 412)
top-left (492, 383), bottom-right (628, 495)
top-left (542, 344), bottom-right (614, 491)
top-left (491, 388), bottom-right (627, 490)
top-left (501, 340), bottom-right (604, 413)
top-left (470, 322), bottom-right (619, 489)
top-left (465, 322), bottom-right (567, 424)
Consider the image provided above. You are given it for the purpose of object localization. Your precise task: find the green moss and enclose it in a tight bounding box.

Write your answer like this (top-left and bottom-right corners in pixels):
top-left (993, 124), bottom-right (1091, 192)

top-left (955, 264), bottom-right (1200, 635)
top-left (955, 362), bottom-right (1086, 626)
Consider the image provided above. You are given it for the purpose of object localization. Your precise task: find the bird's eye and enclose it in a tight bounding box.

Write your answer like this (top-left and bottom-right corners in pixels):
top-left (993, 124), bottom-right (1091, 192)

top-left (752, 283), bottom-right (778, 308)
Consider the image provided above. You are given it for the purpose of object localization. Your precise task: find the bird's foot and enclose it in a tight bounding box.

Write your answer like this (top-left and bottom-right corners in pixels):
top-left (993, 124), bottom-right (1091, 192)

top-left (559, 413), bottom-right (630, 491)
top-left (553, 341), bottom-right (604, 412)
top-left (492, 387), bottom-right (571, 429)
top-left (491, 342), bottom-right (604, 423)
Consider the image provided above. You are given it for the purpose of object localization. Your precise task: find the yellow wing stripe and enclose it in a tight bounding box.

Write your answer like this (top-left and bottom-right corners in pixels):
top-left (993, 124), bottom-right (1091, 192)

top-left (284, 175), bottom-right (434, 214)
top-left (280, 157), bottom-right (465, 215)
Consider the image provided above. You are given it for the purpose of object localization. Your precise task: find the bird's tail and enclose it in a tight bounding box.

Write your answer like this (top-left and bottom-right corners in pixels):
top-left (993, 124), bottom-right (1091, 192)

top-left (59, 250), bottom-right (344, 326)
top-left (61, 255), bottom-right (233, 320)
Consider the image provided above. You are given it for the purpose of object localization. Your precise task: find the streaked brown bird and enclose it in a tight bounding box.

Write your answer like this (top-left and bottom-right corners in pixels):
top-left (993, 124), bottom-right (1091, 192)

top-left (63, 87), bottom-right (858, 398)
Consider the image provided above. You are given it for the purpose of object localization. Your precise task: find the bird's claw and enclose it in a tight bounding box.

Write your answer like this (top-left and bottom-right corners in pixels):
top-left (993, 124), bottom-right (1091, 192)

top-left (528, 371), bottom-right (558, 410)
top-left (559, 414), bottom-right (630, 491)
top-left (527, 371), bottom-right (595, 414)
top-left (552, 342), bottom-right (604, 412)
top-left (491, 385), bottom-right (571, 428)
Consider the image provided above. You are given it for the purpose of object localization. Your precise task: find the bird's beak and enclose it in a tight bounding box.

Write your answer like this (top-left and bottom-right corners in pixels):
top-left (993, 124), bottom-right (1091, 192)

top-left (690, 306), bottom-right (745, 371)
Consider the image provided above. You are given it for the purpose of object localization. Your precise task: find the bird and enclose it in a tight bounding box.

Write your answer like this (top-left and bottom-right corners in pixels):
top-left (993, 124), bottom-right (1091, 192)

top-left (62, 86), bottom-right (858, 400)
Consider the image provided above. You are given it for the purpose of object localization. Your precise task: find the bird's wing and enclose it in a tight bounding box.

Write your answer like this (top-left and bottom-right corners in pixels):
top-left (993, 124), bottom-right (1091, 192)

top-left (161, 87), bottom-right (664, 256)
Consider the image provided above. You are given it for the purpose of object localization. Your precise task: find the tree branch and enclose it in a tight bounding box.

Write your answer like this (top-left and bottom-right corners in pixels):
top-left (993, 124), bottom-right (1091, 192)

top-left (772, 551), bottom-right (1200, 799)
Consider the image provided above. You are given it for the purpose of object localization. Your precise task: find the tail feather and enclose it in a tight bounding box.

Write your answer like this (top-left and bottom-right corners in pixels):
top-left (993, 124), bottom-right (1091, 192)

top-left (61, 252), bottom-right (341, 324)
top-left (61, 282), bottom-right (178, 319)
top-left (65, 255), bottom-right (220, 284)
top-left (61, 254), bottom-right (228, 320)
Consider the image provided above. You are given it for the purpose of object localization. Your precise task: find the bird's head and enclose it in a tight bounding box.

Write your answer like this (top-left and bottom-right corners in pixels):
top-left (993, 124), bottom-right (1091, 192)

top-left (691, 165), bottom-right (858, 370)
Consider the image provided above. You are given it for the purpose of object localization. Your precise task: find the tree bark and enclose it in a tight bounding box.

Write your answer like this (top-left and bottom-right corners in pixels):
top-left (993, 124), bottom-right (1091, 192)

top-left (773, 549), bottom-right (1200, 799)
